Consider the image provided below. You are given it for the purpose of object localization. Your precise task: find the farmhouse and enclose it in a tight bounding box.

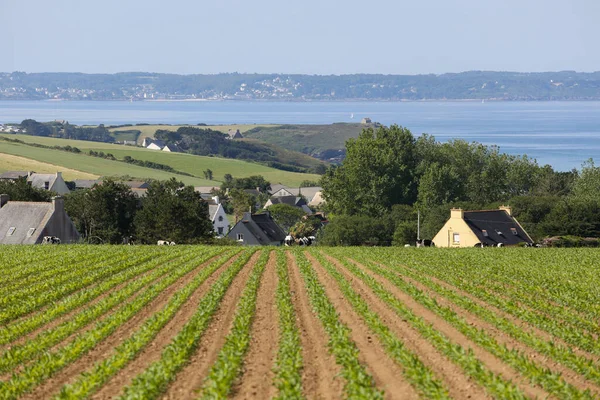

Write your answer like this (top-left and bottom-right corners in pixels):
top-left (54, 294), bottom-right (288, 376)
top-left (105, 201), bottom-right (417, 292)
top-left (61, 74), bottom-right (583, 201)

top-left (227, 212), bottom-right (286, 246)
top-left (227, 129), bottom-right (243, 139)
top-left (27, 172), bottom-right (70, 195)
top-left (270, 186), bottom-right (323, 204)
top-left (432, 206), bottom-right (533, 247)
top-left (0, 195), bottom-right (80, 244)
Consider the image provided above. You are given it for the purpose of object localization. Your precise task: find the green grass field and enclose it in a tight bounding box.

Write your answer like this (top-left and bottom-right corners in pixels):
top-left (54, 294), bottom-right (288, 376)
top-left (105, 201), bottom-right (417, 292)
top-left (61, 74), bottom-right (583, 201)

top-left (0, 134), bottom-right (321, 186)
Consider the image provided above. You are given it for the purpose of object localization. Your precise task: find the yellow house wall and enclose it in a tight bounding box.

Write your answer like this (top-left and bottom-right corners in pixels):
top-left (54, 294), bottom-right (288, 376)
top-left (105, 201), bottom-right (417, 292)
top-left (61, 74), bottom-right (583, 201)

top-left (432, 218), bottom-right (481, 248)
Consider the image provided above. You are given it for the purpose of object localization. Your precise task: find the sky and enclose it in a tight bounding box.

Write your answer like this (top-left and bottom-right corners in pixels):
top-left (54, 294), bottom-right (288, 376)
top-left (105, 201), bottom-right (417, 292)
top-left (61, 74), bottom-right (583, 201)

top-left (1, 0), bottom-right (599, 75)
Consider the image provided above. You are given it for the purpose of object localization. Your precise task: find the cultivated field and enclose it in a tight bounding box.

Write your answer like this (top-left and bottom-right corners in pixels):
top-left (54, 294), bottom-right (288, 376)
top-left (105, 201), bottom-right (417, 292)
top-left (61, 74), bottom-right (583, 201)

top-left (1, 246), bottom-right (599, 399)
top-left (107, 124), bottom-right (280, 143)
top-left (0, 134), bottom-right (321, 187)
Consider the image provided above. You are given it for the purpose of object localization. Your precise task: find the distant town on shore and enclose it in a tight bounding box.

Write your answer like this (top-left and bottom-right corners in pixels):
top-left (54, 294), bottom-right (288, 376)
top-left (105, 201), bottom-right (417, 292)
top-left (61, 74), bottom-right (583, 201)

top-left (1, 71), bottom-right (600, 101)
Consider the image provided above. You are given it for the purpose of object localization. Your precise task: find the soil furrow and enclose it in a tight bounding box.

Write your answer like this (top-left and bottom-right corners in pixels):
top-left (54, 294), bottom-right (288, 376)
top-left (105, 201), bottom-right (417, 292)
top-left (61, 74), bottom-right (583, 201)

top-left (286, 251), bottom-right (343, 399)
top-left (349, 259), bottom-right (550, 400)
top-left (406, 266), bottom-right (600, 363)
top-left (161, 251), bottom-right (261, 400)
top-left (89, 251), bottom-right (244, 400)
top-left (307, 252), bottom-right (419, 400)
top-left (19, 251), bottom-right (226, 400)
top-left (230, 251), bottom-right (279, 400)
top-left (2, 263), bottom-right (161, 351)
top-left (328, 255), bottom-right (490, 400)
top-left (402, 274), bottom-right (600, 395)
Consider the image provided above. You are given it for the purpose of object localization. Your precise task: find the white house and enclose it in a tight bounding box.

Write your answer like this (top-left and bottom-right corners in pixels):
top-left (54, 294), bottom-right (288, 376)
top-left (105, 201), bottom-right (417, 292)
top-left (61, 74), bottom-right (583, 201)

top-left (209, 203), bottom-right (230, 237)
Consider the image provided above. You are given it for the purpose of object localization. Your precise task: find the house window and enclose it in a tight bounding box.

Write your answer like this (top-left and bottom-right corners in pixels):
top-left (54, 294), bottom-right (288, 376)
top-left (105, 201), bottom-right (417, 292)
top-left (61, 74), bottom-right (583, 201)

top-left (44, 181), bottom-right (50, 190)
top-left (482, 230), bottom-right (489, 237)
top-left (511, 228), bottom-right (518, 235)
top-left (237, 233), bottom-right (244, 241)
top-left (27, 228), bottom-right (36, 237)
top-left (218, 227), bottom-right (224, 235)
top-left (452, 233), bottom-right (460, 243)
top-left (218, 216), bottom-right (223, 222)
top-left (6, 227), bottom-right (15, 236)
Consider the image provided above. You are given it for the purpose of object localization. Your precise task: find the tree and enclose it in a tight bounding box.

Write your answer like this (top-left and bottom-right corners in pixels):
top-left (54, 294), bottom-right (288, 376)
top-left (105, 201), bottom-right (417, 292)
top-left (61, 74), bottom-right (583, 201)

top-left (64, 179), bottom-right (137, 243)
top-left (571, 159), bottom-right (600, 203)
top-left (321, 125), bottom-right (417, 217)
top-left (416, 162), bottom-right (461, 209)
top-left (266, 203), bottom-right (305, 232)
top-left (228, 188), bottom-right (256, 223)
top-left (0, 177), bottom-right (51, 202)
top-left (300, 180), bottom-right (319, 188)
top-left (318, 214), bottom-right (394, 246)
top-left (203, 169), bottom-right (213, 180)
top-left (134, 178), bottom-right (212, 244)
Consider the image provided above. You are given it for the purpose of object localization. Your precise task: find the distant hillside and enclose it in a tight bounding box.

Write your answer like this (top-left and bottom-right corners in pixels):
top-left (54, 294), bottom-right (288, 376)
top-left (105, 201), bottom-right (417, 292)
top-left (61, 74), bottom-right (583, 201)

top-left (0, 134), bottom-right (321, 187)
top-left (1, 71), bottom-right (599, 101)
top-left (243, 123), bottom-right (368, 162)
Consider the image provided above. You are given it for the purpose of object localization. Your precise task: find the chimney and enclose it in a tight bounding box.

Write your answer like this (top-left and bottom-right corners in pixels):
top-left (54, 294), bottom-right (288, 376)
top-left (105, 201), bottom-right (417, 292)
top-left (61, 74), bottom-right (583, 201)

top-left (52, 196), bottom-right (64, 214)
top-left (450, 208), bottom-right (464, 219)
top-left (499, 205), bottom-right (512, 215)
top-left (0, 194), bottom-right (9, 208)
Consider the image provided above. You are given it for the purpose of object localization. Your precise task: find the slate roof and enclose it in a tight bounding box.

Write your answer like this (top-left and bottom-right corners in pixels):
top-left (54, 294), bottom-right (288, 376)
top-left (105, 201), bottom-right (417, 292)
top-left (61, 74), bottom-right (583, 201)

top-left (268, 195), bottom-right (307, 207)
top-left (238, 212), bottom-right (286, 245)
top-left (0, 171), bottom-right (31, 180)
top-left (463, 210), bottom-right (533, 246)
top-left (0, 202), bottom-right (52, 244)
top-left (74, 179), bottom-right (100, 189)
top-left (27, 173), bottom-right (57, 190)
top-left (208, 204), bottom-right (219, 220)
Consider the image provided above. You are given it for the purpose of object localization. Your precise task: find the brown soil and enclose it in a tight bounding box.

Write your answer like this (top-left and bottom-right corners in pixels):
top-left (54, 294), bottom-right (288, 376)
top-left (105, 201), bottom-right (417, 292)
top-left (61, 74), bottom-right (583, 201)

top-left (408, 267), bottom-right (600, 363)
top-left (401, 274), bottom-right (600, 395)
top-left (161, 251), bottom-right (261, 400)
top-left (306, 252), bottom-right (420, 400)
top-left (90, 251), bottom-right (245, 400)
top-left (20, 252), bottom-right (230, 400)
top-left (323, 254), bottom-right (490, 400)
top-left (230, 251), bottom-right (279, 400)
top-left (347, 258), bottom-right (550, 400)
top-left (286, 251), bottom-right (344, 399)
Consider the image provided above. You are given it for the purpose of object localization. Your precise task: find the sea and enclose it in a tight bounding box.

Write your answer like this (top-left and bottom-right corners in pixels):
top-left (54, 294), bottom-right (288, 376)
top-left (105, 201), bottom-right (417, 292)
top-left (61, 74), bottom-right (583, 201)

top-left (1, 100), bottom-right (600, 171)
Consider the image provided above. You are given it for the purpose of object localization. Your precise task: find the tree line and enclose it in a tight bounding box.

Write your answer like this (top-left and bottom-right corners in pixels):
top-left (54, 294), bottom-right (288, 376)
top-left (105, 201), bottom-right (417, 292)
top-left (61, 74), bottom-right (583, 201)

top-left (319, 125), bottom-right (600, 245)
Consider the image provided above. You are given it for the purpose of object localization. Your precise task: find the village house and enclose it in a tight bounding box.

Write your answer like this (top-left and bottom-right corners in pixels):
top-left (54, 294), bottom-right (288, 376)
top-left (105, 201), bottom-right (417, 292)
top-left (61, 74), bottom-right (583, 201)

top-left (270, 185), bottom-right (323, 204)
top-left (432, 206), bottom-right (533, 247)
top-left (264, 195), bottom-right (312, 214)
top-left (27, 172), bottom-right (70, 195)
top-left (226, 129), bottom-right (243, 139)
top-left (208, 200), bottom-right (230, 237)
top-left (227, 212), bottom-right (286, 246)
top-left (0, 171), bottom-right (32, 181)
top-left (0, 195), bottom-right (80, 244)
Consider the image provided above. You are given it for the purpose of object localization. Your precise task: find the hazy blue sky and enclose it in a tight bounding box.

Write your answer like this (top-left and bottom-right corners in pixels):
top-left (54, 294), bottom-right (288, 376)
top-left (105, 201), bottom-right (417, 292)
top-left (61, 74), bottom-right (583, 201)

top-left (1, 0), bottom-right (598, 75)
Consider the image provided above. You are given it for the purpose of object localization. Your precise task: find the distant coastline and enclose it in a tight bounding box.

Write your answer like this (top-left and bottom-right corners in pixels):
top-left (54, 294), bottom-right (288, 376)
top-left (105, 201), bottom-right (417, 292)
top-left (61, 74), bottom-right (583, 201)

top-left (1, 71), bottom-right (599, 101)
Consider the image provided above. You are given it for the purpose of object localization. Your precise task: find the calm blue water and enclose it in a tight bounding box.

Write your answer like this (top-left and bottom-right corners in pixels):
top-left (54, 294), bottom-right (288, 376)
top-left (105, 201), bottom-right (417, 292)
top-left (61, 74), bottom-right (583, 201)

top-left (1, 100), bottom-right (600, 171)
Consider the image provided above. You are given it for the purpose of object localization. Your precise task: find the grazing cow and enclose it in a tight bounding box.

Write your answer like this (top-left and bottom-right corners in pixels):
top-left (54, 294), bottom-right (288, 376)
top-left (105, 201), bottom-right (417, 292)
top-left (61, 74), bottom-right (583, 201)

top-left (284, 235), bottom-right (294, 246)
top-left (157, 240), bottom-right (174, 246)
top-left (42, 236), bottom-right (61, 244)
top-left (416, 239), bottom-right (434, 247)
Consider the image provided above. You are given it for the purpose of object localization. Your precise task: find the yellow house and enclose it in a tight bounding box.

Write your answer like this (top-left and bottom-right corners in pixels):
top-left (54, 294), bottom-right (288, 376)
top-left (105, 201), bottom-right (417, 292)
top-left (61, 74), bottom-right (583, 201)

top-left (432, 206), bottom-right (533, 247)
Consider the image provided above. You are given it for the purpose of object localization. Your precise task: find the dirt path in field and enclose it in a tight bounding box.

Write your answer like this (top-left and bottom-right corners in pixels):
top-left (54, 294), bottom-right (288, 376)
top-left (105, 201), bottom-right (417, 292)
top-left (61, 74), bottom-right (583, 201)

top-left (2, 260), bottom-right (164, 350)
top-left (90, 251), bottom-right (247, 400)
top-left (322, 254), bottom-right (490, 400)
top-left (403, 266), bottom-right (600, 363)
top-left (346, 258), bottom-right (550, 400)
top-left (401, 274), bottom-right (600, 395)
top-left (20, 251), bottom-right (232, 400)
top-left (230, 251), bottom-right (279, 400)
top-left (287, 251), bottom-right (344, 399)
top-left (306, 252), bottom-right (419, 400)
top-left (161, 251), bottom-right (260, 400)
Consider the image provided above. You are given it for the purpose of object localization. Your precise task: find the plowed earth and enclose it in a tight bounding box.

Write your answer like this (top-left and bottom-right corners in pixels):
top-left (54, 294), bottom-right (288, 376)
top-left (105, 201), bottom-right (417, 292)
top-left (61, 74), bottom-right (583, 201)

top-left (1, 246), bottom-right (598, 400)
